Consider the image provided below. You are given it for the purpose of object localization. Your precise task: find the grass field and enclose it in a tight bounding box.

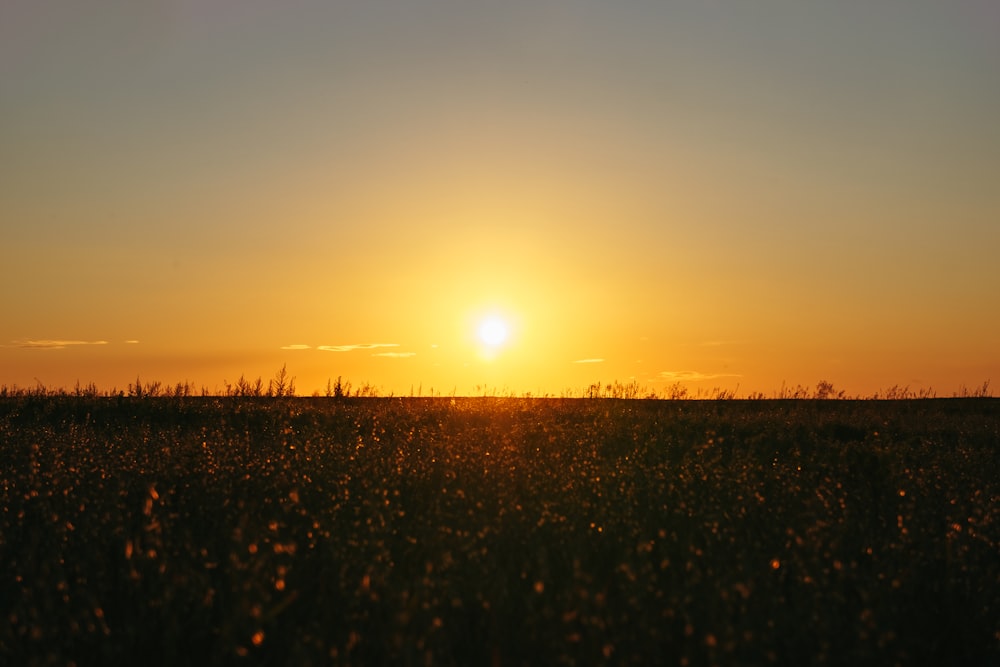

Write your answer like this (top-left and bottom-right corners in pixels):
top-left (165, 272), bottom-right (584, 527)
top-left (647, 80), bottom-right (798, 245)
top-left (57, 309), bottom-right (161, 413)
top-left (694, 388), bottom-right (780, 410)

top-left (2, 396), bottom-right (998, 665)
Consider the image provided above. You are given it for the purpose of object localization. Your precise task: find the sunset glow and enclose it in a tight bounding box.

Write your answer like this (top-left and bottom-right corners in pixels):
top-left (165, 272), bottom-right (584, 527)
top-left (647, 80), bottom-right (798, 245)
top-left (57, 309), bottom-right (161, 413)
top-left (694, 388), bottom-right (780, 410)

top-left (1, 2), bottom-right (997, 396)
top-left (478, 317), bottom-right (509, 347)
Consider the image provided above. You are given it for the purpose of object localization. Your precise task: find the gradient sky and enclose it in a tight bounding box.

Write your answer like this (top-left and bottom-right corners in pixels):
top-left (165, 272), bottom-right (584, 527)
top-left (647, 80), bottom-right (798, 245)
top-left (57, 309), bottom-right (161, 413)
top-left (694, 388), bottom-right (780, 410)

top-left (3, 1), bottom-right (999, 396)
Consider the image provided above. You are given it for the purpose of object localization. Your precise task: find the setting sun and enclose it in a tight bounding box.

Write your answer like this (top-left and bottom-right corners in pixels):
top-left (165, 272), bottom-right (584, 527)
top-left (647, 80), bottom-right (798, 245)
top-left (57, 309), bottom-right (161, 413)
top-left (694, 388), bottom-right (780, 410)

top-left (478, 317), bottom-right (509, 347)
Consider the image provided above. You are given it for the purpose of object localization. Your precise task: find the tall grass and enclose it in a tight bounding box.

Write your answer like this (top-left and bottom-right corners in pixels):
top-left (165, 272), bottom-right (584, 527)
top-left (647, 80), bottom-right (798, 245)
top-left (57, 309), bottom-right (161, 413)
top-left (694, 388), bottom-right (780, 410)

top-left (2, 372), bottom-right (993, 400)
top-left (1, 395), bottom-right (998, 665)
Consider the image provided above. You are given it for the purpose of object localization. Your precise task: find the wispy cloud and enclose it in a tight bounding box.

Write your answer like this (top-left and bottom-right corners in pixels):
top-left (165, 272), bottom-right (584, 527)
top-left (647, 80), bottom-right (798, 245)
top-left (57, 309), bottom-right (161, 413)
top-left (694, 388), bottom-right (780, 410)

top-left (15, 339), bottom-right (109, 349)
top-left (573, 358), bottom-right (605, 364)
top-left (658, 370), bottom-right (742, 382)
top-left (699, 340), bottom-right (743, 347)
top-left (124, 340), bottom-right (140, 344)
top-left (318, 343), bottom-right (399, 352)
top-left (280, 344), bottom-right (312, 350)
top-left (373, 352), bottom-right (416, 358)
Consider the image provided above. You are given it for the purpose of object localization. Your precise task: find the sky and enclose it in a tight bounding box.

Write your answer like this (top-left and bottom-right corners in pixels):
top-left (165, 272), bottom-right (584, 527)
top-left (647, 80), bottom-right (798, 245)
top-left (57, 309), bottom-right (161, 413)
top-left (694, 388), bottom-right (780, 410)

top-left (2, 0), bottom-right (999, 397)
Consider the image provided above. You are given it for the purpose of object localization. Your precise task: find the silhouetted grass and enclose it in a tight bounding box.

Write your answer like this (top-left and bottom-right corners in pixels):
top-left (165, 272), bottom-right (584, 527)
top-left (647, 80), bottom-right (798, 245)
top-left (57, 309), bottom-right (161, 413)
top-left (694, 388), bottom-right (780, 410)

top-left (1, 396), bottom-right (997, 665)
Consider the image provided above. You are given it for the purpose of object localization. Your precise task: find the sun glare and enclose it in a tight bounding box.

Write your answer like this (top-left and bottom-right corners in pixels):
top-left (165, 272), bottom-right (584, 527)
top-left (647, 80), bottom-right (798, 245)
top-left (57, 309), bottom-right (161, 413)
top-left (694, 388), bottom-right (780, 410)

top-left (478, 317), bottom-right (509, 347)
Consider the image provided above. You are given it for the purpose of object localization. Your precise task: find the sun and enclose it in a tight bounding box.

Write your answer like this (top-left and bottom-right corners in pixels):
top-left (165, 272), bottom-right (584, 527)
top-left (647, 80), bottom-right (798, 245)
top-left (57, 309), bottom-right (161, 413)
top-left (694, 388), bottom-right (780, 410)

top-left (477, 316), bottom-right (509, 347)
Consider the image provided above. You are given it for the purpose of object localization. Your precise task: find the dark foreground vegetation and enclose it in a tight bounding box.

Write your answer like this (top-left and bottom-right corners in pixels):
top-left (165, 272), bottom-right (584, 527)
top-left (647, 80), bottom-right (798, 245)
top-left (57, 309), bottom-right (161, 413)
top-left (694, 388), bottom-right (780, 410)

top-left (1, 396), bottom-right (998, 666)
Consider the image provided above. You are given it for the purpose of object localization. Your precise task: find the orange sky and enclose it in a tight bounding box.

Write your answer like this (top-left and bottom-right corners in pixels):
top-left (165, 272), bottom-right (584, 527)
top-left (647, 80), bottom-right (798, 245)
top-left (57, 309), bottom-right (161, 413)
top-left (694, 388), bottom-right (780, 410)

top-left (2, 1), bottom-right (999, 397)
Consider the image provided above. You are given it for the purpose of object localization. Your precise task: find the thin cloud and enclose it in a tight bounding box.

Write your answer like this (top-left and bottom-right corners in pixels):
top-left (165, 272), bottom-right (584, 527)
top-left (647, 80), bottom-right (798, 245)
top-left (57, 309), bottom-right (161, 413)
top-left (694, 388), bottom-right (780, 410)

top-left (318, 343), bottom-right (400, 352)
top-left (124, 340), bottom-right (140, 344)
top-left (373, 352), bottom-right (416, 358)
top-left (658, 370), bottom-right (742, 382)
top-left (573, 358), bottom-right (605, 364)
top-left (15, 339), bottom-right (109, 349)
top-left (280, 344), bottom-right (312, 350)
